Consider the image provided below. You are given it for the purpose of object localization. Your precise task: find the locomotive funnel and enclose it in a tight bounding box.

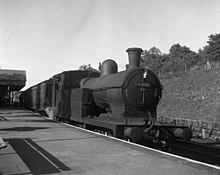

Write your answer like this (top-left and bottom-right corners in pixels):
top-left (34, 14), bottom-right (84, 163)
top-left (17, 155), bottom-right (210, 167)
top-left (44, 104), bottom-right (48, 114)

top-left (100, 59), bottom-right (118, 76)
top-left (126, 47), bottom-right (143, 68)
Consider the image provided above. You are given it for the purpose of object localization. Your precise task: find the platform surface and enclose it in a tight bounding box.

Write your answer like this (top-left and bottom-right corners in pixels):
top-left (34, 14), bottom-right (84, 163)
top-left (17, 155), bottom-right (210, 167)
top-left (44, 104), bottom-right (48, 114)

top-left (0, 108), bottom-right (219, 175)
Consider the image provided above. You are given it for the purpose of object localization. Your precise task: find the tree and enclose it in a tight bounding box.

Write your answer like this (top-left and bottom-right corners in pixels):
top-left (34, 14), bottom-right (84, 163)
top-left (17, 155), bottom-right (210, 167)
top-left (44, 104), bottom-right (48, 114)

top-left (148, 46), bottom-right (162, 56)
top-left (167, 43), bottom-right (198, 75)
top-left (141, 47), bottom-right (163, 75)
top-left (79, 64), bottom-right (89, 70)
top-left (203, 33), bottom-right (220, 61)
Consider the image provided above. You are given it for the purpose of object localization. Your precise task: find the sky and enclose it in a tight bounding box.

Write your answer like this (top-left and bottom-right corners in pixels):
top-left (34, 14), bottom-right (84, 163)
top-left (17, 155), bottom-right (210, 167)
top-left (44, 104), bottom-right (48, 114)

top-left (0, 0), bottom-right (220, 90)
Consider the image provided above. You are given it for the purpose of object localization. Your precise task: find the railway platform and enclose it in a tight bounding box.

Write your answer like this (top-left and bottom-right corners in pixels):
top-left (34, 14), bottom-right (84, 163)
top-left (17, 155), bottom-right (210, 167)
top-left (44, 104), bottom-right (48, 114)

top-left (0, 108), bottom-right (219, 175)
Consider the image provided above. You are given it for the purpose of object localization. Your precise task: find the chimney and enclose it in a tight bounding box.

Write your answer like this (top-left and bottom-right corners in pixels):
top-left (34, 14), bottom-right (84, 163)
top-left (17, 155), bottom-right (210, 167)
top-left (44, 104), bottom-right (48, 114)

top-left (126, 47), bottom-right (143, 68)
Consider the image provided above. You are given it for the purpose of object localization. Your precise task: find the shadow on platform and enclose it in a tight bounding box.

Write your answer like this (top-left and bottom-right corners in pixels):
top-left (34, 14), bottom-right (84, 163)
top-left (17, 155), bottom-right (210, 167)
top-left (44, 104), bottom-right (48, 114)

top-left (0, 126), bottom-right (50, 132)
top-left (22, 119), bottom-right (57, 123)
top-left (4, 138), bottom-right (71, 174)
top-left (5, 119), bottom-right (57, 123)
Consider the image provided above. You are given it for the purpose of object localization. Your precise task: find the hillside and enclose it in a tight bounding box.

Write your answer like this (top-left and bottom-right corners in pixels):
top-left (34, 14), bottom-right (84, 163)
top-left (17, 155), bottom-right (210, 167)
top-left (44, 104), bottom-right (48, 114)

top-left (157, 63), bottom-right (220, 122)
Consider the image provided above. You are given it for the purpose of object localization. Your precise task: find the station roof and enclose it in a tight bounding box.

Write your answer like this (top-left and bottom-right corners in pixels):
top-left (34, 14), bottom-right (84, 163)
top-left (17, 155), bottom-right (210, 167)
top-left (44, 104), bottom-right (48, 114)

top-left (0, 69), bottom-right (26, 91)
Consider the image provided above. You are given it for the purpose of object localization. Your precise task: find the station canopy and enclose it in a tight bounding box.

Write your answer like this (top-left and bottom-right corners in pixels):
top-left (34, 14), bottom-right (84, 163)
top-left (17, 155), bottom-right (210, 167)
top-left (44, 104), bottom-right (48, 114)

top-left (0, 69), bottom-right (26, 91)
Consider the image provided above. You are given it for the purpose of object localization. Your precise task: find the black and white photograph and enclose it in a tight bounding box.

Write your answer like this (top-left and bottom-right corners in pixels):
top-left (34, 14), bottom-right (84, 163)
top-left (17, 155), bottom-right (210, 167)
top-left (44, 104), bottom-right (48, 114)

top-left (0, 0), bottom-right (220, 174)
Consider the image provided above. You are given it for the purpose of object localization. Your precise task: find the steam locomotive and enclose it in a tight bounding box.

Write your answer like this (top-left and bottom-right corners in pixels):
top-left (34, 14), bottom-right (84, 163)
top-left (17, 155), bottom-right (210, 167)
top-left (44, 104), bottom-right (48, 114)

top-left (24, 48), bottom-right (192, 143)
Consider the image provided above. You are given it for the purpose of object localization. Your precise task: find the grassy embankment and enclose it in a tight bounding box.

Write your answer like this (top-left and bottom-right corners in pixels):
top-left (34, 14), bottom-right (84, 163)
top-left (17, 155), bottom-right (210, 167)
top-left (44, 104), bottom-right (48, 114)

top-left (157, 63), bottom-right (220, 123)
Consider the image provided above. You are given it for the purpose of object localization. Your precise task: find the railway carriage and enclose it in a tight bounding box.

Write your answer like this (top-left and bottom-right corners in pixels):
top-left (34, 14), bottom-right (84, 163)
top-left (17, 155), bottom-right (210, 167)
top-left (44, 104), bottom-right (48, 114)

top-left (24, 79), bottom-right (53, 114)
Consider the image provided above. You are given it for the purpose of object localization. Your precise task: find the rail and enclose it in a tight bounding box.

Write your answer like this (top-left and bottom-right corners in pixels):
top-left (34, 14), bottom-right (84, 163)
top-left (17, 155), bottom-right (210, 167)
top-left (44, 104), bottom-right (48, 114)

top-left (165, 139), bottom-right (220, 166)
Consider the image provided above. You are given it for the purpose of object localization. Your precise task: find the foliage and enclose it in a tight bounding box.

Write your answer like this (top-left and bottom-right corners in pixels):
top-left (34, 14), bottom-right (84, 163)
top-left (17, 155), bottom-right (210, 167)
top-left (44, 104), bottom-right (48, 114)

top-left (199, 33), bottom-right (220, 62)
top-left (141, 47), bottom-right (163, 75)
top-left (79, 64), bottom-right (89, 70)
top-left (167, 43), bottom-right (198, 75)
top-left (158, 66), bottom-right (220, 122)
top-left (141, 32), bottom-right (220, 122)
top-left (142, 32), bottom-right (220, 77)
top-left (141, 44), bottom-right (198, 76)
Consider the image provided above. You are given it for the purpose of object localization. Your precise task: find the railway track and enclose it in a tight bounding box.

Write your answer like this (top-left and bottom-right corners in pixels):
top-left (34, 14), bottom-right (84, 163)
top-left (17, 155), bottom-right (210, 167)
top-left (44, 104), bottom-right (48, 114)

top-left (162, 139), bottom-right (220, 166)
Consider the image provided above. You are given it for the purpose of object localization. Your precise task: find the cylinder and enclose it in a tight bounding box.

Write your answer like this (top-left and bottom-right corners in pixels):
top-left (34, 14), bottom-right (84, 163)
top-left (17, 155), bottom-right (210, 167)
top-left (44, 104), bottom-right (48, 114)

top-left (100, 59), bottom-right (118, 76)
top-left (124, 127), bottom-right (143, 142)
top-left (126, 47), bottom-right (143, 68)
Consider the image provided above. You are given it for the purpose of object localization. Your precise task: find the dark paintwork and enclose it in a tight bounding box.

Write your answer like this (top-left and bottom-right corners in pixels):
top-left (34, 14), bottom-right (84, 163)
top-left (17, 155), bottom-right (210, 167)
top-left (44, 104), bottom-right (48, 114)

top-left (52, 70), bottom-right (100, 119)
